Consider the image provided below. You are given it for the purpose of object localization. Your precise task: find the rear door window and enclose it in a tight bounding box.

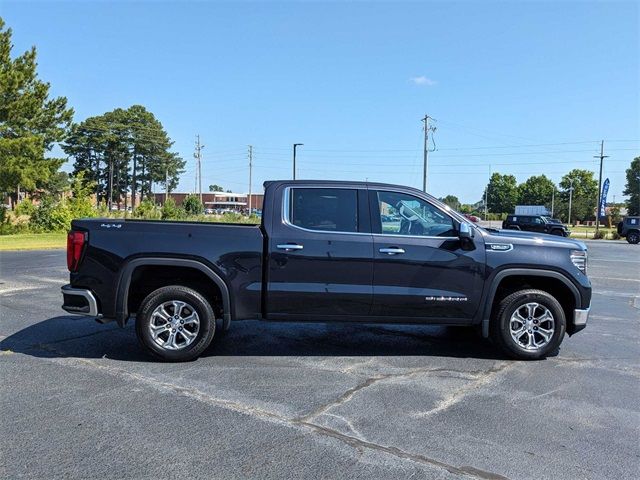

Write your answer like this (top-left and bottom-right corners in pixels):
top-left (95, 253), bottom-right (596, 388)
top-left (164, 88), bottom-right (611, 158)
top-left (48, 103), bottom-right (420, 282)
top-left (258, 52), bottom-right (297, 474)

top-left (289, 188), bottom-right (358, 233)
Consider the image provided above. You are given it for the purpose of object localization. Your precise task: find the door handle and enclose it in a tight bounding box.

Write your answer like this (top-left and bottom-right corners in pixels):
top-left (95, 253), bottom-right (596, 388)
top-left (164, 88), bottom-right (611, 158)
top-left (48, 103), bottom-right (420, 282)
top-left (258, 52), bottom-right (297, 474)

top-left (379, 247), bottom-right (405, 255)
top-left (277, 243), bottom-right (304, 251)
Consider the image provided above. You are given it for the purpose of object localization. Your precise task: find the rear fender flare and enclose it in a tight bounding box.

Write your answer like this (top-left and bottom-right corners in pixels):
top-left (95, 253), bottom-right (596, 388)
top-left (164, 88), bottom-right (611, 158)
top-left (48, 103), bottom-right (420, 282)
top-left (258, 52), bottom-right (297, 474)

top-left (481, 268), bottom-right (581, 337)
top-left (115, 257), bottom-right (232, 328)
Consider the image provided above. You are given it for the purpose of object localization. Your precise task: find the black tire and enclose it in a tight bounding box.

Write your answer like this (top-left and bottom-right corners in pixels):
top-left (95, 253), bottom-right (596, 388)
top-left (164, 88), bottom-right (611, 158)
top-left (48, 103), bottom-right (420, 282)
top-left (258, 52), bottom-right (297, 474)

top-left (627, 231), bottom-right (640, 244)
top-left (550, 229), bottom-right (564, 236)
top-left (135, 285), bottom-right (216, 362)
top-left (490, 289), bottom-right (566, 360)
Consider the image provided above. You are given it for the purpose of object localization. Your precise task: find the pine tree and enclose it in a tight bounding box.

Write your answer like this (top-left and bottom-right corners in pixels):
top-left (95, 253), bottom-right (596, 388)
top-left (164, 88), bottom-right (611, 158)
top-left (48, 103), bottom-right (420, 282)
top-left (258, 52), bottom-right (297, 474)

top-left (0, 17), bottom-right (74, 204)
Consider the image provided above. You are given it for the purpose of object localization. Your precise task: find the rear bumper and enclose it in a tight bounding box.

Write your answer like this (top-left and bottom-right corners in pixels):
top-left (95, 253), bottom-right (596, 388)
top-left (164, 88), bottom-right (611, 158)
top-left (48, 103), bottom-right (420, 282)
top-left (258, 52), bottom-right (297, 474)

top-left (61, 284), bottom-right (100, 317)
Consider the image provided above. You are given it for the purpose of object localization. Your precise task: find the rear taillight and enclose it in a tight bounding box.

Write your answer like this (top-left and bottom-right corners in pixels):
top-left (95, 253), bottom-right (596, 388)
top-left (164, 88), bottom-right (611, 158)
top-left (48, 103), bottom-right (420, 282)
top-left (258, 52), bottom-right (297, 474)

top-left (67, 231), bottom-right (86, 272)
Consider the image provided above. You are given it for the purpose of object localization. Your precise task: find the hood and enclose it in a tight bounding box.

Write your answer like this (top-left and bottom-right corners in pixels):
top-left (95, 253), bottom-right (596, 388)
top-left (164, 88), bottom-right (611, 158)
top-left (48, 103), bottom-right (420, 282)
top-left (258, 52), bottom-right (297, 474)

top-left (482, 228), bottom-right (587, 250)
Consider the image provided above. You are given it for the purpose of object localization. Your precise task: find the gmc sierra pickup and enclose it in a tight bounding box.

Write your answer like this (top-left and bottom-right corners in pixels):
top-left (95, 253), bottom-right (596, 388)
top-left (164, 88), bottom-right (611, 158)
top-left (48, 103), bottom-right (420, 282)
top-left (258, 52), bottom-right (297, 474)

top-left (62, 180), bottom-right (591, 361)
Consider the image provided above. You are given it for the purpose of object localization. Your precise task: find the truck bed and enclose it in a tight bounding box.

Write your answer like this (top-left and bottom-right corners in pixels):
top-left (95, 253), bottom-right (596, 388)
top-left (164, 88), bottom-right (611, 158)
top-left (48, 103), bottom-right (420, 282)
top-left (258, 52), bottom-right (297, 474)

top-left (70, 218), bottom-right (264, 321)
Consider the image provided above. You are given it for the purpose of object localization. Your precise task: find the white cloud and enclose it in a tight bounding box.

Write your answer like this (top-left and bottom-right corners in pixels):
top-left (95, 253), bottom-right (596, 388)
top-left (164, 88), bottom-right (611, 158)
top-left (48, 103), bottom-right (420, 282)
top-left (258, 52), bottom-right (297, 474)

top-left (410, 76), bottom-right (437, 86)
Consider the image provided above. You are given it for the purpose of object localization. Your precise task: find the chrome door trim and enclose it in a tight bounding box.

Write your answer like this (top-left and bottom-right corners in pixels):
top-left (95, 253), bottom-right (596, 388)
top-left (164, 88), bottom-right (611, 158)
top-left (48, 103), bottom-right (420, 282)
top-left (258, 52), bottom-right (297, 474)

top-left (378, 247), bottom-right (406, 255)
top-left (277, 244), bottom-right (304, 251)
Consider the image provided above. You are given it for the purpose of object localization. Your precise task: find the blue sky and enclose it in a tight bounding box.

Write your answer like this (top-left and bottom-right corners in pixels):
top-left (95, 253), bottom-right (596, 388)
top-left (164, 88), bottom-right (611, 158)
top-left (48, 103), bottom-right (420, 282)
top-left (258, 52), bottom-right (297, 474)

top-left (3, 0), bottom-right (639, 204)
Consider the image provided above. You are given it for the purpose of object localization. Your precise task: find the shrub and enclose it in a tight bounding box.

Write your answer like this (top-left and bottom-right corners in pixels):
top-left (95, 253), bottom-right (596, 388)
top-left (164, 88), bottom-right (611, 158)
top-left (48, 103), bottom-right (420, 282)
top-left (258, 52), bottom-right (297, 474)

top-left (161, 198), bottom-right (185, 220)
top-left (592, 230), bottom-right (605, 240)
top-left (183, 194), bottom-right (204, 215)
top-left (30, 197), bottom-right (73, 232)
top-left (135, 199), bottom-right (162, 220)
top-left (68, 196), bottom-right (96, 219)
top-left (15, 200), bottom-right (36, 217)
top-left (66, 172), bottom-right (97, 219)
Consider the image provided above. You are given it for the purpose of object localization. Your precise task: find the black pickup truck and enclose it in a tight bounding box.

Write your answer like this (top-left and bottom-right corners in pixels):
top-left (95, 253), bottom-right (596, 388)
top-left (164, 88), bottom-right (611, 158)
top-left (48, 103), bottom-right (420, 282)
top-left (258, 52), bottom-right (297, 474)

top-left (62, 180), bottom-right (591, 361)
top-left (502, 215), bottom-right (571, 237)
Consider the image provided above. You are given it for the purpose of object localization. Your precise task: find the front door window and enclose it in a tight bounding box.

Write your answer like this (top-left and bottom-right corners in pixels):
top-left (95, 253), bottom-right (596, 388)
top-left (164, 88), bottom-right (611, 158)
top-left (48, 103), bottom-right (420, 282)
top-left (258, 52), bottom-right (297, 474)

top-left (377, 191), bottom-right (455, 237)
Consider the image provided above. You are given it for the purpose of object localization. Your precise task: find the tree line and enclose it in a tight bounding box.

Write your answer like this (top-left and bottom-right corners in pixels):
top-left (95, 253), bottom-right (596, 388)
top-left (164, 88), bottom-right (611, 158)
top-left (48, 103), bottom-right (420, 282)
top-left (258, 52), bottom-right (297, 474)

top-left (440, 163), bottom-right (640, 222)
top-left (0, 17), bottom-right (184, 210)
top-left (484, 170), bottom-right (598, 222)
top-left (63, 106), bottom-right (185, 209)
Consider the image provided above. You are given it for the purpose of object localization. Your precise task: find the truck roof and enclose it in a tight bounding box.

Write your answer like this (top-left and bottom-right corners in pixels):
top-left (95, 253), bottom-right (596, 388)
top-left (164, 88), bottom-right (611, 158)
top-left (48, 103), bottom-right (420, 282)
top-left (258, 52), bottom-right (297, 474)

top-left (263, 179), bottom-right (434, 197)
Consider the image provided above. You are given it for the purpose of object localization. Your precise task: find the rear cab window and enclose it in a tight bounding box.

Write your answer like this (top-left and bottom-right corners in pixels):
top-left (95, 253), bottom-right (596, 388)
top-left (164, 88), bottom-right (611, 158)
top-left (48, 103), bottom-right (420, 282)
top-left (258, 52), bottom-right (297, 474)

top-left (288, 188), bottom-right (358, 233)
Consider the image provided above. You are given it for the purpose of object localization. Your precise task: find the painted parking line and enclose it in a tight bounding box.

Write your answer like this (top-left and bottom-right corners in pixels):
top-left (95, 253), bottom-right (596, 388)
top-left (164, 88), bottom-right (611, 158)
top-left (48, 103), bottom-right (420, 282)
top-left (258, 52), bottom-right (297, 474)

top-left (589, 258), bottom-right (640, 263)
top-left (589, 276), bottom-right (640, 282)
top-left (0, 285), bottom-right (43, 295)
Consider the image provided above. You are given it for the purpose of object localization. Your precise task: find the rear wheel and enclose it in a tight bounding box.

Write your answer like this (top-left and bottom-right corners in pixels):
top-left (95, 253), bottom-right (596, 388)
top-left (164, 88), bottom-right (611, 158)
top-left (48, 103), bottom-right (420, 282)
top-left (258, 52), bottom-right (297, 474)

top-left (136, 285), bottom-right (216, 361)
top-left (490, 289), bottom-right (566, 360)
top-left (627, 231), bottom-right (639, 244)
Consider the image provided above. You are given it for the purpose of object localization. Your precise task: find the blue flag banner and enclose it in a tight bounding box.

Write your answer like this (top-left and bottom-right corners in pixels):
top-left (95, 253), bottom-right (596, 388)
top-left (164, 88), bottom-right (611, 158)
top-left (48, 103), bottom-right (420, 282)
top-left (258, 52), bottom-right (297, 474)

top-left (599, 178), bottom-right (610, 218)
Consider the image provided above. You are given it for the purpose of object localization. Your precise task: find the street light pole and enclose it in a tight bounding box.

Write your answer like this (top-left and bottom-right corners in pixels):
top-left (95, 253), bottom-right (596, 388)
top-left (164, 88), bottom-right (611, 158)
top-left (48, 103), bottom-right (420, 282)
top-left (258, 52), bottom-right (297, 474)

top-left (293, 143), bottom-right (303, 180)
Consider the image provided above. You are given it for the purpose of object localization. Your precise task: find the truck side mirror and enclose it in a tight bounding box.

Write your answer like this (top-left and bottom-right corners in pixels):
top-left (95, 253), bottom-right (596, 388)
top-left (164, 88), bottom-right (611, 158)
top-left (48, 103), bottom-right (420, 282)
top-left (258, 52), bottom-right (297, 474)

top-left (459, 222), bottom-right (473, 239)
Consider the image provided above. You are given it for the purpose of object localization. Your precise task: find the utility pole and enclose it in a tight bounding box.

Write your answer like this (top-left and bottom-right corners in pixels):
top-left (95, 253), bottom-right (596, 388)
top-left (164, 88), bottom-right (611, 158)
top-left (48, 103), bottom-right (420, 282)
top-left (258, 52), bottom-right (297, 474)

top-left (108, 158), bottom-right (114, 211)
top-left (594, 140), bottom-right (608, 236)
top-left (551, 187), bottom-right (555, 218)
top-left (131, 145), bottom-right (137, 210)
top-left (194, 135), bottom-right (204, 202)
top-left (293, 143), bottom-right (303, 180)
top-left (93, 152), bottom-right (100, 206)
top-left (248, 145), bottom-right (253, 214)
top-left (484, 164), bottom-right (491, 221)
top-left (568, 177), bottom-right (578, 226)
top-left (165, 166), bottom-right (169, 202)
top-left (421, 114), bottom-right (437, 192)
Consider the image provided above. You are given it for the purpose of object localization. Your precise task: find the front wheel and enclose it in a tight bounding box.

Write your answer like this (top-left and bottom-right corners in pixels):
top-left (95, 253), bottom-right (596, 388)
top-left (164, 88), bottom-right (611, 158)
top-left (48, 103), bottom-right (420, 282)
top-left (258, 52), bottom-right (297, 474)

top-left (490, 289), bottom-right (566, 360)
top-left (550, 229), bottom-right (564, 236)
top-left (627, 231), bottom-right (639, 244)
top-left (136, 285), bottom-right (216, 362)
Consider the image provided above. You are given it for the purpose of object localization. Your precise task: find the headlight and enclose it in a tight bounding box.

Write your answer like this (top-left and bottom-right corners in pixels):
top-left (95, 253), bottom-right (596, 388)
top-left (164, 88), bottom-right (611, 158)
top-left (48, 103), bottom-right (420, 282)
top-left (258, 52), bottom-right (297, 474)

top-left (571, 250), bottom-right (587, 274)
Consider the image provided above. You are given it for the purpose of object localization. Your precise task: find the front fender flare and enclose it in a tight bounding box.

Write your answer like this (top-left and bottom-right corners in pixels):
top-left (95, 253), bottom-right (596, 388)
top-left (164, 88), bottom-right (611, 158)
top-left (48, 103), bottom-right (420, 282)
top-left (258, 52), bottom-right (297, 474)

top-left (481, 268), bottom-right (581, 338)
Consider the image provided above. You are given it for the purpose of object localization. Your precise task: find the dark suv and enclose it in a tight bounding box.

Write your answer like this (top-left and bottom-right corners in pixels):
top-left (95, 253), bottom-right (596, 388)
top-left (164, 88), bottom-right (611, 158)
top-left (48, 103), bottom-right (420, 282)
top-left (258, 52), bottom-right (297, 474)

top-left (617, 216), bottom-right (640, 244)
top-left (502, 215), bottom-right (570, 237)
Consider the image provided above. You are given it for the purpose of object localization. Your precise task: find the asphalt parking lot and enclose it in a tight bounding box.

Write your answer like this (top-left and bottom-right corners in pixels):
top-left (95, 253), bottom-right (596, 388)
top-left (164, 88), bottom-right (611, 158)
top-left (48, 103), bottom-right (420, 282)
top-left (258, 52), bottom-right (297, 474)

top-left (1, 242), bottom-right (639, 480)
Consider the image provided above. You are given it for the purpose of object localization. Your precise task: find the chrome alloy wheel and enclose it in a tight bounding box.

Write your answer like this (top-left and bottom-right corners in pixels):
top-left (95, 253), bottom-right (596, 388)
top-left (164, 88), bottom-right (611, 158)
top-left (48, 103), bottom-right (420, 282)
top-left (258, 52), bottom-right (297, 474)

top-left (148, 300), bottom-right (200, 351)
top-left (509, 302), bottom-right (555, 351)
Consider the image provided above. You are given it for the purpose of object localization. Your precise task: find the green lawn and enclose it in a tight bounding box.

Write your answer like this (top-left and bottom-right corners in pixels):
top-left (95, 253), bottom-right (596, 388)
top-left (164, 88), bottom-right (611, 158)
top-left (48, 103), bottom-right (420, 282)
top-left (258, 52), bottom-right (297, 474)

top-left (0, 232), bottom-right (67, 251)
top-left (569, 226), bottom-right (617, 240)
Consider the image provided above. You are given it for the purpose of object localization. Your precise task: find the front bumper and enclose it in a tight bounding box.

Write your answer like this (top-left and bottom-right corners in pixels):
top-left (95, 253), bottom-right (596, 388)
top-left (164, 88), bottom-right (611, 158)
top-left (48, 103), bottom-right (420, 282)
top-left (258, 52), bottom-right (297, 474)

top-left (570, 306), bottom-right (590, 335)
top-left (61, 284), bottom-right (100, 317)
top-left (574, 306), bottom-right (589, 326)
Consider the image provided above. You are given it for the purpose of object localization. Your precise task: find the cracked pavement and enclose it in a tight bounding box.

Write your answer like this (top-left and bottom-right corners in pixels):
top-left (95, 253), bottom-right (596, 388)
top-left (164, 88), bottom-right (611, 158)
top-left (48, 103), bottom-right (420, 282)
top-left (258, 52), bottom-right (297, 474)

top-left (1, 242), bottom-right (639, 479)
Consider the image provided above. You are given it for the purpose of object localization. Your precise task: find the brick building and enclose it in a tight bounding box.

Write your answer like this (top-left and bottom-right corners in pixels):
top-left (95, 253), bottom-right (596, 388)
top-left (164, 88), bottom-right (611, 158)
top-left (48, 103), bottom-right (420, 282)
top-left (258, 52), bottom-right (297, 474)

top-left (153, 192), bottom-right (264, 211)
